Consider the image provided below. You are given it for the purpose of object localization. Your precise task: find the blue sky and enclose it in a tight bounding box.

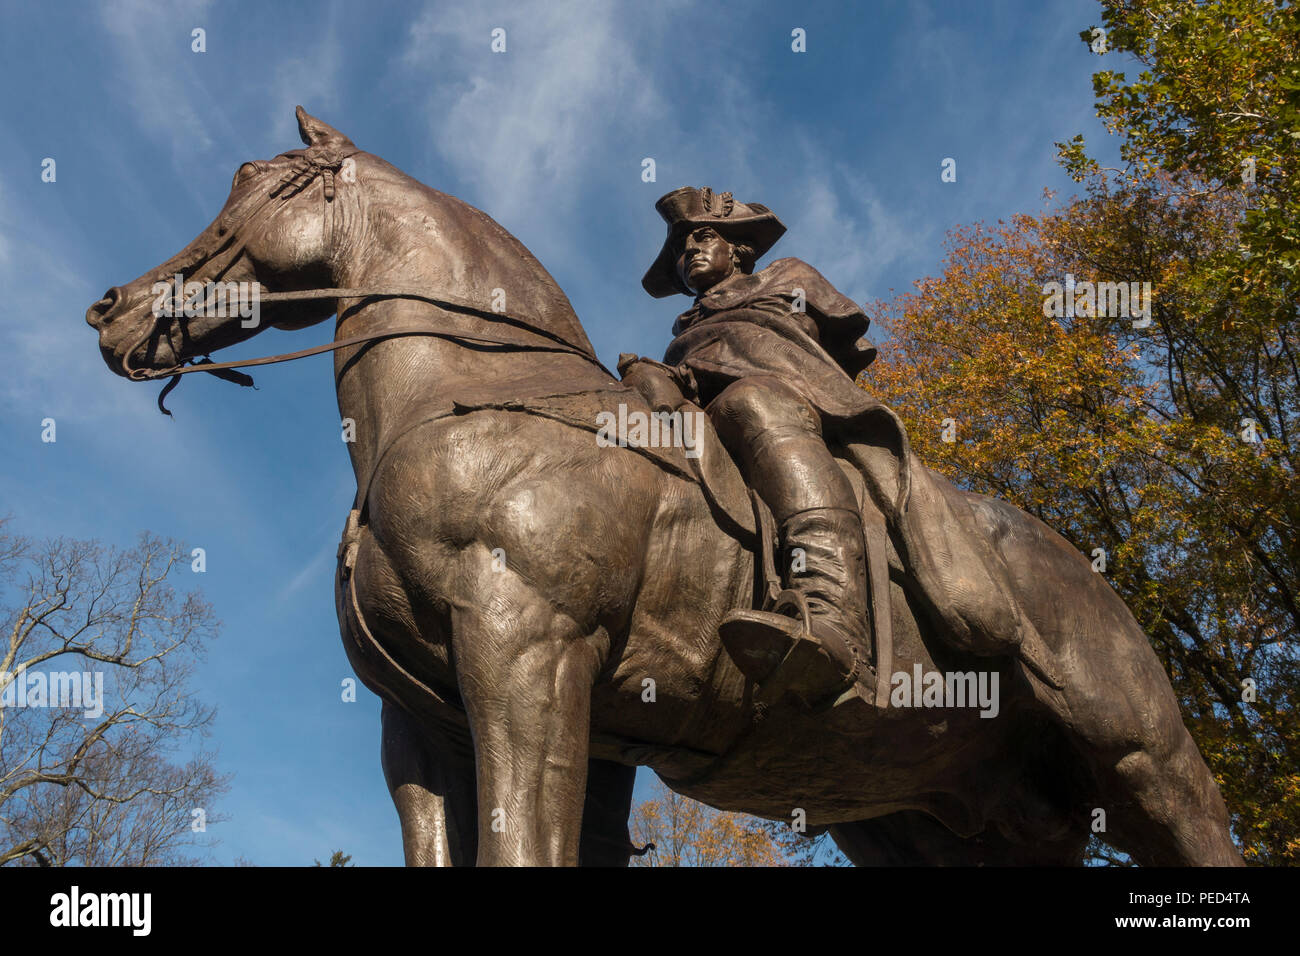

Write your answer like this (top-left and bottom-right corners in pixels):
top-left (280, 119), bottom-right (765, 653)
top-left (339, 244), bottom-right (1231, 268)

top-left (0, 0), bottom-right (1124, 865)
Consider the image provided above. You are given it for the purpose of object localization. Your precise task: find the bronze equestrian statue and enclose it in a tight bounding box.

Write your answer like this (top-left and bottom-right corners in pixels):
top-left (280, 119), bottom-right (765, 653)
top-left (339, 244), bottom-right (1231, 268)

top-left (85, 109), bottom-right (1242, 866)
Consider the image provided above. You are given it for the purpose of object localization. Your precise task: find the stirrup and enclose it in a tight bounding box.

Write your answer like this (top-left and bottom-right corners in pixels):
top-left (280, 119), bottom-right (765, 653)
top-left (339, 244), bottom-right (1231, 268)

top-left (773, 590), bottom-right (874, 694)
top-left (720, 590), bottom-right (872, 709)
top-left (719, 590), bottom-right (811, 681)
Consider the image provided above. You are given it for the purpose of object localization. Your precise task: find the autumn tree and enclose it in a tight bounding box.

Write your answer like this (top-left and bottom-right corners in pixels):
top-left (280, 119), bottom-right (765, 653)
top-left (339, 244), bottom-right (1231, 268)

top-left (867, 173), bottom-right (1298, 863)
top-left (313, 850), bottom-right (354, 867)
top-left (864, 0), bottom-right (1297, 865)
top-left (0, 522), bottom-right (228, 865)
top-left (1060, 0), bottom-right (1299, 288)
top-left (629, 780), bottom-right (847, 866)
top-left (757, 817), bottom-right (850, 867)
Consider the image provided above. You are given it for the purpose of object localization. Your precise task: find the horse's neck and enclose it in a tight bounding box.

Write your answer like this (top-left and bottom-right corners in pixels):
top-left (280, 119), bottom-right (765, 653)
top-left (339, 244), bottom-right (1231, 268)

top-left (326, 181), bottom-right (607, 501)
top-left (330, 298), bottom-right (609, 505)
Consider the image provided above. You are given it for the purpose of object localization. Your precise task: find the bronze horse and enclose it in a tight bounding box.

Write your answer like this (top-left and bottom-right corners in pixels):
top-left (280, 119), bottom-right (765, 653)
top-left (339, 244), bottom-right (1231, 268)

top-left (86, 109), bottom-right (1242, 866)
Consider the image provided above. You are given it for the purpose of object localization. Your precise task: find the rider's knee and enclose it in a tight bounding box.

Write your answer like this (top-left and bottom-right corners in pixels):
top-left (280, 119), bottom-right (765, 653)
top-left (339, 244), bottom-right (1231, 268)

top-left (709, 377), bottom-right (820, 446)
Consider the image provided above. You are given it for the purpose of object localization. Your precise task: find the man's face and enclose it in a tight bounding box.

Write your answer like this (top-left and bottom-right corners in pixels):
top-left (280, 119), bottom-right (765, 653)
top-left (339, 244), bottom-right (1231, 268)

top-left (675, 226), bottom-right (734, 294)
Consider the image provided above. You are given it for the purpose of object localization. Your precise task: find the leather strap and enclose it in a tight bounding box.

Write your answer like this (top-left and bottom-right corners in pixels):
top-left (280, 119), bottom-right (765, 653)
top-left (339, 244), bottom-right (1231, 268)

top-left (129, 286), bottom-right (613, 383)
top-left (862, 507), bottom-right (894, 707)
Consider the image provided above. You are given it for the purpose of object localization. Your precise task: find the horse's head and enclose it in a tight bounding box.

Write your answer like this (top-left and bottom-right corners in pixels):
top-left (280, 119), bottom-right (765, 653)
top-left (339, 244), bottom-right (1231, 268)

top-left (86, 107), bottom-right (359, 379)
top-left (89, 105), bottom-right (599, 405)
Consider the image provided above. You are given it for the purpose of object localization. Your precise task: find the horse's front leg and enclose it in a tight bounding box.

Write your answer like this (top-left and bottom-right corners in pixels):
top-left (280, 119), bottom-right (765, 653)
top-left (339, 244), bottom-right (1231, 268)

top-left (451, 548), bottom-right (604, 866)
top-left (380, 700), bottom-right (477, 866)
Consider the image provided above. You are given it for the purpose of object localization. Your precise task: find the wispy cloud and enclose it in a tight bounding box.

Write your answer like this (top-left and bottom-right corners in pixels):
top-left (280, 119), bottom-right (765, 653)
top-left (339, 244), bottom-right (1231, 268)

top-left (784, 166), bottom-right (932, 308)
top-left (0, 160), bottom-right (160, 426)
top-left (277, 536), bottom-right (337, 604)
top-left (263, 0), bottom-right (345, 147)
top-left (97, 0), bottom-right (219, 159)
top-left (0, 173), bottom-right (12, 272)
top-left (400, 0), bottom-right (685, 227)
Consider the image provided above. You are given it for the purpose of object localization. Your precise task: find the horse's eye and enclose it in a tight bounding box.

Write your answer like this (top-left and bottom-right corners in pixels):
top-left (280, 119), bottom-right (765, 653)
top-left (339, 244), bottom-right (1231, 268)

top-left (232, 162), bottom-right (261, 189)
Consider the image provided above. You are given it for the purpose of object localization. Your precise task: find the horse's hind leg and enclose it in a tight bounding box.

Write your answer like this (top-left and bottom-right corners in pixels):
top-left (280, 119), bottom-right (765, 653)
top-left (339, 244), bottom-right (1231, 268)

top-left (1025, 598), bottom-right (1242, 865)
top-left (578, 759), bottom-right (639, 867)
top-left (1086, 711), bottom-right (1242, 866)
top-left (971, 496), bottom-right (1242, 865)
top-left (385, 706), bottom-right (636, 867)
top-left (380, 701), bottom-right (477, 866)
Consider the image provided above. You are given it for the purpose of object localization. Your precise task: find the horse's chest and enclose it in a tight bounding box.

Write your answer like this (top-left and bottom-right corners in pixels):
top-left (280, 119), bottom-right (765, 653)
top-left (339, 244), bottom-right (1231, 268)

top-left (334, 509), bottom-right (457, 713)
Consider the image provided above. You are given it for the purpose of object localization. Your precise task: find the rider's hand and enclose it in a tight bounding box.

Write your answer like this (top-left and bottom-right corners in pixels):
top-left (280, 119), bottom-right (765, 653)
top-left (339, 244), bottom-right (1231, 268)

top-left (618, 356), bottom-right (689, 413)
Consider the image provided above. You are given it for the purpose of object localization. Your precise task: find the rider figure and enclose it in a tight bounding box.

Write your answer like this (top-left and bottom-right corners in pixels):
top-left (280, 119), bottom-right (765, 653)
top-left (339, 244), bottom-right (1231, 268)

top-left (629, 186), bottom-right (888, 707)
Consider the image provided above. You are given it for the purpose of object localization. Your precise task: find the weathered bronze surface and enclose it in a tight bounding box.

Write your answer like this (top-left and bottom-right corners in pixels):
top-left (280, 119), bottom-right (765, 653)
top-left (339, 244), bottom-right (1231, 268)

top-left (86, 109), bottom-right (1242, 866)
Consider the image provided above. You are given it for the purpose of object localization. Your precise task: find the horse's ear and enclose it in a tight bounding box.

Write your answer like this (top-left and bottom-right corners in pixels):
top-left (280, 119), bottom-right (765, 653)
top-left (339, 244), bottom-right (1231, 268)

top-left (295, 106), bottom-right (354, 150)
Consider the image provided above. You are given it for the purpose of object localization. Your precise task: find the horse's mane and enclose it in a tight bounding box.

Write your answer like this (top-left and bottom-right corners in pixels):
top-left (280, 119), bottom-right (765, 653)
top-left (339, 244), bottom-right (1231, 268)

top-left (362, 154), bottom-right (599, 361)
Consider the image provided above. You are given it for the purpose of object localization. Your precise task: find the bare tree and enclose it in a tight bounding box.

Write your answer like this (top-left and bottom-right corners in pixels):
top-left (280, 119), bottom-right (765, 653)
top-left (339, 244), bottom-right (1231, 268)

top-left (0, 520), bottom-right (228, 865)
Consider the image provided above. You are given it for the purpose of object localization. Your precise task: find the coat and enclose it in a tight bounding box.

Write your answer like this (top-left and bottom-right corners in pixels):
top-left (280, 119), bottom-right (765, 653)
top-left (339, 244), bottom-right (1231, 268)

top-left (658, 257), bottom-right (1060, 678)
top-left (663, 256), bottom-right (911, 514)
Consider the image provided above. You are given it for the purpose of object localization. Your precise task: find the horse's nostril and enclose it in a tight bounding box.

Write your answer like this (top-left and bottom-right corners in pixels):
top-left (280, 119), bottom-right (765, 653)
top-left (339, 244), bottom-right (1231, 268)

top-left (86, 287), bottom-right (122, 327)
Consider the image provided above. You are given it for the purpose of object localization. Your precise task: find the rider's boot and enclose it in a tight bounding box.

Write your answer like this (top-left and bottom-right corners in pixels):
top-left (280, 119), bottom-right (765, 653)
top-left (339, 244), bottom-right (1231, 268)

top-left (720, 506), bottom-right (874, 708)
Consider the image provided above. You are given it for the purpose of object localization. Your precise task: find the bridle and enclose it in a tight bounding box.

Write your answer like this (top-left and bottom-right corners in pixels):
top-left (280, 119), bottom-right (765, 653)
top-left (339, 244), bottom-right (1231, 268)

top-left (120, 147), bottom-right (613, 414)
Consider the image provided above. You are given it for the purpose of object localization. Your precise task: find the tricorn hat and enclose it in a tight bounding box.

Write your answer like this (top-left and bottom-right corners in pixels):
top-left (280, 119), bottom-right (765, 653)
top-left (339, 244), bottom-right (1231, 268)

top-left (641, 186), bottom-right (786, 298)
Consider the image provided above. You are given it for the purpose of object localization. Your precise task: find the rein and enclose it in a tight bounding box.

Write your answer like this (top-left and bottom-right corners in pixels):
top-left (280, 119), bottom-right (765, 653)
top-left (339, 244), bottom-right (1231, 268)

top-left (125, 148), bottom-right (613, 414)
top-left (135, 285), bottom-right (615, 416)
